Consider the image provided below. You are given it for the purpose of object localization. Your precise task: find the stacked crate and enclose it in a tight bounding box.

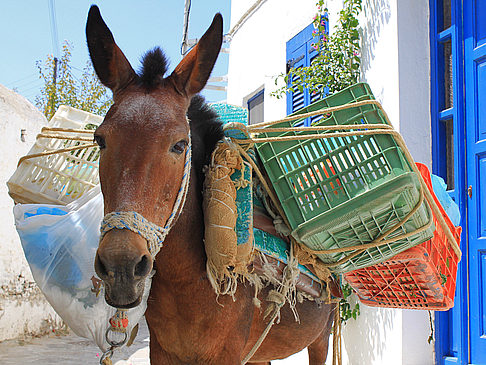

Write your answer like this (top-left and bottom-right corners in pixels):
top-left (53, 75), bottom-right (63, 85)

top-left (8, 106), bottom-right (102, 205)
top-left (344, 163), bottom-right (461, 310)
top-left (255, 83), bottom-right (435, 273)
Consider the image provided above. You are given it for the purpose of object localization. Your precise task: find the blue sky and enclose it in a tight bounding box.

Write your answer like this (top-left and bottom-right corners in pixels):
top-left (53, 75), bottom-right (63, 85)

top-left (0, 1), bottom-right (230, 105)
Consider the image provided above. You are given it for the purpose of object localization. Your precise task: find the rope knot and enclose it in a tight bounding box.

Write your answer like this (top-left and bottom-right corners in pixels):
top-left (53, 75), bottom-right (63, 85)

top-left (267, 289), bottom-right (286, 307)
top-left (109, 309), bottom-right (129, 333)
top-left (273, 216), bottom-right (291, 236)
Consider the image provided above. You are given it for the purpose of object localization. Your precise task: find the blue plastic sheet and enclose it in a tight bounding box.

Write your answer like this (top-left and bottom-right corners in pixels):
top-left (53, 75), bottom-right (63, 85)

top-left (431, 174), bottom-right (461, 226)
top-left (14, 187), bottom-right (151, 351)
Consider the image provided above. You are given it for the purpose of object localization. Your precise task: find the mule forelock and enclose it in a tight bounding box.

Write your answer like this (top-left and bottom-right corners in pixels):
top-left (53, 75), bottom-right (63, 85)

top-left (139, 47), bottom-right (169, 89)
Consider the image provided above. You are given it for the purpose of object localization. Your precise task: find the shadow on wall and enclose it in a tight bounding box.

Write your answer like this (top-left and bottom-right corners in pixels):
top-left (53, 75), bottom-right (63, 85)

top-left (361, 0), bottom-right (392, 75)
top-left (342, 295), bottom-right (396, 364)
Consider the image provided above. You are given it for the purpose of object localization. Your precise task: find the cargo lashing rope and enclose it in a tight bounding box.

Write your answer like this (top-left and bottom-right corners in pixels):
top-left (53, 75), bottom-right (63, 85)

top-left (98, 131), bottom-right (192, 365)
top-left (17, 127), bottom-right (98, 167)
top-left (232, 100), bottom-right (460, 365)
top-left (237, 142), bottom-right (335, 365)
top-left (230, 100), bottom-right (460, 260)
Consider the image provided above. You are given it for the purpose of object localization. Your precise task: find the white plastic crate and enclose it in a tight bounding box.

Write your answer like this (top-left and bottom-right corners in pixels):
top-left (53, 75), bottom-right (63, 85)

top-left (8, 105), bottom-right (104, 205)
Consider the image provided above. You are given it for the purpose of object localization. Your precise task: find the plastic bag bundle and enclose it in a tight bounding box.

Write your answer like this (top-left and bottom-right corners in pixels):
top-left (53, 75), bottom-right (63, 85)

top-left (14, 186), bottom-right (151, 351)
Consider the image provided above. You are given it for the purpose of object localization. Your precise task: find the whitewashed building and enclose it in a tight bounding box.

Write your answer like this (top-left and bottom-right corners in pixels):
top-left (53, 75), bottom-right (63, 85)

top-left (0, 84), bottom-right (62, 341)
top-left (225, 0), bottom-right (484, 364)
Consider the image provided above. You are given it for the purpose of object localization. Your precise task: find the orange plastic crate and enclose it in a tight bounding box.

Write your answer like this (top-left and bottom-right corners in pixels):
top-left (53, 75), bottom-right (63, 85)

top-left (344, 163), bottom-right (461, 310)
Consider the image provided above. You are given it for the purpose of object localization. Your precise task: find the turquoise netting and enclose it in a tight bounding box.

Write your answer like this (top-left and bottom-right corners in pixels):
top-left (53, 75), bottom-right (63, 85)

top-left (209, 103), bottom-right (248, 125)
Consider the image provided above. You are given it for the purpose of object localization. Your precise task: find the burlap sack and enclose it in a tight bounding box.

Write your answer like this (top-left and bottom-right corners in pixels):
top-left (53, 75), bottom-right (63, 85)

top-left (203, 141), bottom-right (253, 295)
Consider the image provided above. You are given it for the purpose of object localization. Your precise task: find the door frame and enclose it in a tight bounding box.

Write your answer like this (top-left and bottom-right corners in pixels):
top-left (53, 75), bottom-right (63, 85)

top-left (430, 0), bottom-right (469, 364)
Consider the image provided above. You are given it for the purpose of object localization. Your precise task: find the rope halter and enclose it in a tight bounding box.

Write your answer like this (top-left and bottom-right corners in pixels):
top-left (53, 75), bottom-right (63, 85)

top-left (99, 131), bottom-right (192, 259)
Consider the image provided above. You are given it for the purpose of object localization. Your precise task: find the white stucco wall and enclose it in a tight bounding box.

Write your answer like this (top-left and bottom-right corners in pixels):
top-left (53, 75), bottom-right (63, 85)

top-left (0, 84), bottom-right (62, 341)
top-left (359, 0), bottom-right (400, 127)
top-left (227, 0), bottom-right (317, 120)
top-left (342, 2), bottom-right (434, 365)
top-left (397, 0), bottom-right (432, 166)
top-left (227, 0), bottom-right (433, 364)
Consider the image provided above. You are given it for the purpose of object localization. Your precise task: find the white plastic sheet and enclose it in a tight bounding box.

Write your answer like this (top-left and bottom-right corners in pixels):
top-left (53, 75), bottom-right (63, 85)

top-left (14, 186), bottom-right (151, 351)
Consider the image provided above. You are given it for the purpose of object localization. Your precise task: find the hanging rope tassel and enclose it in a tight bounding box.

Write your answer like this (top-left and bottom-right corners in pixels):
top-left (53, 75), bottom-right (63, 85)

top-left (101, 357), bottom-right (113, 365)
top-left (332, 304), bottom-right (342, 365)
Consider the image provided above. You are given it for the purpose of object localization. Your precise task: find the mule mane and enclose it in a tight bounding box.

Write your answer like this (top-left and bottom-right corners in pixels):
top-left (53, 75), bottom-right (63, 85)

top-left (187, 95), bottom-right (224, 190)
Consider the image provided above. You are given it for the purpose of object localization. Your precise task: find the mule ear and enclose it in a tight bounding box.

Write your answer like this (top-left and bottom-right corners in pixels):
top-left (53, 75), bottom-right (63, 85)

top-left (86, 5), bottom-right (136, 93)
top-left (169, 13), bottom-right (223, 97)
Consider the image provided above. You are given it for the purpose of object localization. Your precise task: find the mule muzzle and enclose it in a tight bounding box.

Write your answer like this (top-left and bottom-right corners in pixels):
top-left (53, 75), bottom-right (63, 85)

top-left (95, 231), bottom-right (153, 309)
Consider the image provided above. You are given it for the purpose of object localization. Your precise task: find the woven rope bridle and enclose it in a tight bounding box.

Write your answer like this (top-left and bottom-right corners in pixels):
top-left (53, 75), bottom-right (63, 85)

top-left (99, 131), bottom-right (192, 258)
top-left (99, 131), bottom-right (192, 365)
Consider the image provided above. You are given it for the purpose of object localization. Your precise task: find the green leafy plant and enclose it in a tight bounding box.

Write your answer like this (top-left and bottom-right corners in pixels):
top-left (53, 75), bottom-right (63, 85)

top-left (340, 283), bottom-right (360, 324)
top-left (272, 0), bottom-right (362, 99)
top-left (273, 0), bottom-right (363, 324)
top-left (35, 42), bottom-right (112, 121)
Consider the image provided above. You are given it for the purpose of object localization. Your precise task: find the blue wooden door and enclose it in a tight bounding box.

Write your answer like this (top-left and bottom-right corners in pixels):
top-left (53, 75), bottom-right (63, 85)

top-left (433, 1), bottom-right (486, 362)
top-left (465, 1), bottom-right (486, 363)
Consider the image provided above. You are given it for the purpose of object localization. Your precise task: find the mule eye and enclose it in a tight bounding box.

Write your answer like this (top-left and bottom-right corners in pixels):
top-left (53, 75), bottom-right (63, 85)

top-left (94, 134), bottom-right (106, 149)
top-left (171, 140), bottom-right (187, 154)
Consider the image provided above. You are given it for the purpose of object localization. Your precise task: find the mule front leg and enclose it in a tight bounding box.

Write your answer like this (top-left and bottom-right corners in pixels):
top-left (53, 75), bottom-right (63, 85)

top-left (307, 303), bottom-right (336, 365)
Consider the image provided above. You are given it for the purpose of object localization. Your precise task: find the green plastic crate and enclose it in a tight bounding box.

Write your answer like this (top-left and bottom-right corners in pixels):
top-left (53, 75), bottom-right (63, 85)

top-left (255, 83), bottom-right (434, 273)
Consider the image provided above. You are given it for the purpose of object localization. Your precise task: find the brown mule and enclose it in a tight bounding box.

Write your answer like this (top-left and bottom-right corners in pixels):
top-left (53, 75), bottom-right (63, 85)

top-left (87, 6), bottom-right (335, 364)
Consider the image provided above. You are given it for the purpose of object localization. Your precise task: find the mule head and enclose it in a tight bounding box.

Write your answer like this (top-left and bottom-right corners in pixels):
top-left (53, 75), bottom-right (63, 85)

top-left (86, 5), bottom-right (223, 308)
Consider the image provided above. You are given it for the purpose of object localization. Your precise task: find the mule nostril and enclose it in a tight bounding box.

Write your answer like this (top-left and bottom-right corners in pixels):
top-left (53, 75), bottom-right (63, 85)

top-left (94, 252), bottom-right (109, 280)
top-left (134, 254), bottom-right (152, 278)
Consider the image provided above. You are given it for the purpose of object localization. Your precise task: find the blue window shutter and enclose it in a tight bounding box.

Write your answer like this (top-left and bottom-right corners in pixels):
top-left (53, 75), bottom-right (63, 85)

top-left (286, 20), bottom-right (326, 126)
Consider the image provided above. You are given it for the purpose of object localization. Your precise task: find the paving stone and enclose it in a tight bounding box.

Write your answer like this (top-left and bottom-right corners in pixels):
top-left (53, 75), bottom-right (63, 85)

top-left (0, 318), bottom-right (308, 364)
top-left (0, 320), bottom-right (150, 365)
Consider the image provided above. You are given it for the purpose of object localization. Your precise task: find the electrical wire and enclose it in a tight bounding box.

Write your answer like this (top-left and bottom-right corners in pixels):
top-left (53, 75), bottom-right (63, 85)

top-left (23, 82), bottom-right (44, 93)
top-left (8, 77), bottom-right (41, 90)
top-left (5, 73), bottom-right (39, 88)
